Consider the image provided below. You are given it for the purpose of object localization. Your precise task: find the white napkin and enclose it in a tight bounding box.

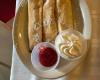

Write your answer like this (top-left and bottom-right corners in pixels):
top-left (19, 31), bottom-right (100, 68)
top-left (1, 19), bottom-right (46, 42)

top-left (0, 21), bottom-right (13, 80)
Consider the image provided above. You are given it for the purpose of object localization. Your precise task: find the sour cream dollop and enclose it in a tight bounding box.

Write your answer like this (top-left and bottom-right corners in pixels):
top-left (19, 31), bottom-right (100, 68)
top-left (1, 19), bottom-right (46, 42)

top-left (55, 29), bottom-right (87, 60)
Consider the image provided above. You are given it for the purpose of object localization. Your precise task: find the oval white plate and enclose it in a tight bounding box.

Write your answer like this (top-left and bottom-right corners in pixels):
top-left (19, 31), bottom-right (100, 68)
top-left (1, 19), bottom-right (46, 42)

top-left (13, 0), bottom-right (91, 79)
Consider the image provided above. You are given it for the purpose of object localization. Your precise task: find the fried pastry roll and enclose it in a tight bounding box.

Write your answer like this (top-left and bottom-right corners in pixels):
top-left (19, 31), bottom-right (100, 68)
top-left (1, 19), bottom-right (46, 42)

top-left (43, 0), bottom-right (58, 42)
top-left (71, 0), bottom-right (83, 33)
top-left (57, 0), bottom-right (73, 32)
top-left (28, 0), bottom-right (43, 50)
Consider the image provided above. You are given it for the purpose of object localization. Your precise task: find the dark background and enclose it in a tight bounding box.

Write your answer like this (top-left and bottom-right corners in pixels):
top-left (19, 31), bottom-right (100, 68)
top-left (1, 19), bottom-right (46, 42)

top-left (0, 0), bottom-right (16, 22)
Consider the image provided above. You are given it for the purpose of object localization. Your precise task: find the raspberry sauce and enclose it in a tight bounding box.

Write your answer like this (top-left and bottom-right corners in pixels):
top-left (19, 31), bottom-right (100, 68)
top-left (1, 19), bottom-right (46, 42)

top-left (39, 47), bottom-right (57, 67)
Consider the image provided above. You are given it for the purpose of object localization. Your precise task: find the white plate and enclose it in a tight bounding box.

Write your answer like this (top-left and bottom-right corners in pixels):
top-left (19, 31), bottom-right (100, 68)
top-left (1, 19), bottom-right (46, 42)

top-left (13, 0), bottom-right (91, 79)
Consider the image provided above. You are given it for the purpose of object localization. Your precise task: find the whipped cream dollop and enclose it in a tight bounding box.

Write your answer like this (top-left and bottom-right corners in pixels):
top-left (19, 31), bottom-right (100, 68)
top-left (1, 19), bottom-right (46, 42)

top-left (55, 29), bottom-right (87, 60)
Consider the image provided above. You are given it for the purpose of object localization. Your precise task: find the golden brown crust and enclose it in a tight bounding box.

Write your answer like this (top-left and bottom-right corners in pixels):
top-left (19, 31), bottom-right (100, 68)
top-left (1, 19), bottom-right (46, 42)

top-left (43, 0), bottom-right (58, 42)
top-left (28, 0), bottom-right (43, 50)
top-left (57, 0), bottom-right (73, 32)
top-left (71, 0), bottom-right (83, 33)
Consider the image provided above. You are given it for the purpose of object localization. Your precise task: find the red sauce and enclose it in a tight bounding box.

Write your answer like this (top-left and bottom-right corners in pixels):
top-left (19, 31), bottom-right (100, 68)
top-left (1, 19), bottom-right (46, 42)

top-left (39, 47), bottom-right (58, 67)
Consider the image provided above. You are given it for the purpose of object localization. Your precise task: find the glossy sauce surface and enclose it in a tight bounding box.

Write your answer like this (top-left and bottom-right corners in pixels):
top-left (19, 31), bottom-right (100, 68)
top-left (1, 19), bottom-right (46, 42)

top-left (39, 47), bottom-right (57, 67)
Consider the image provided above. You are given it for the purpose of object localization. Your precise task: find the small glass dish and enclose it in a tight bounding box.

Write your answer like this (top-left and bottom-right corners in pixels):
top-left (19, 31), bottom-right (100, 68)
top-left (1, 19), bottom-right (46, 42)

top-left (55, 29), bottom-right (87, 61)
top-left (31, 42), bottom-right (60, 71)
